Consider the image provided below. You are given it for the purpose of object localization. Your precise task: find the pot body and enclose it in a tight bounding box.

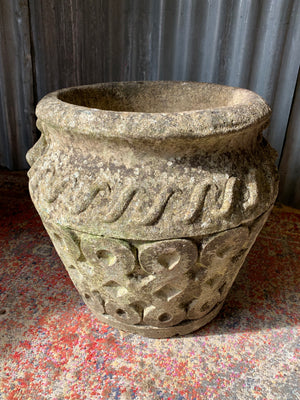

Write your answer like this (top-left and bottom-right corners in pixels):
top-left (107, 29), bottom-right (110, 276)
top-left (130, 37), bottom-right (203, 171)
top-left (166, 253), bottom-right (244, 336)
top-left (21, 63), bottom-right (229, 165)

top-left (27, 81), bottom-right (279, 338)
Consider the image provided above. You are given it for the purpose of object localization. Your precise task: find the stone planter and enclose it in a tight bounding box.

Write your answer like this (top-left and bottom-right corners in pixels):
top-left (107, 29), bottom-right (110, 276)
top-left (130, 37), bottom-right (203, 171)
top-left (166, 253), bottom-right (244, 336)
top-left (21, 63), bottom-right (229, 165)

top-left (26, 81), bottom-right (279, 338)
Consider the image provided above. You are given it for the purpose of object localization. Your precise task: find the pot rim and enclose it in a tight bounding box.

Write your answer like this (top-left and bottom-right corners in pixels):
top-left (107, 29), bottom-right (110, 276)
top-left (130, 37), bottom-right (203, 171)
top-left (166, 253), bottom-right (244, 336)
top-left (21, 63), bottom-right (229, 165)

top-left (36, 81), bottom-right (271, 140)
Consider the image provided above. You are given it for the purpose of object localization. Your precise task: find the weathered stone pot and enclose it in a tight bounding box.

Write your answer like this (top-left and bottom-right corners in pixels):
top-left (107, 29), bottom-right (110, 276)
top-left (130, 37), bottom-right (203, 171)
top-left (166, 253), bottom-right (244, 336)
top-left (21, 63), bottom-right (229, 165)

top-left (26, 81), bottom-right (279, 338)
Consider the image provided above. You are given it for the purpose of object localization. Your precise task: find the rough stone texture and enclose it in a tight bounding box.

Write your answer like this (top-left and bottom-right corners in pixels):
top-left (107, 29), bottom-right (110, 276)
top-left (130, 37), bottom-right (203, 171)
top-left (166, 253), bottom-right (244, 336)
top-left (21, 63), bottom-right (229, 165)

top-left (26, 81), bottom-right (279, 338)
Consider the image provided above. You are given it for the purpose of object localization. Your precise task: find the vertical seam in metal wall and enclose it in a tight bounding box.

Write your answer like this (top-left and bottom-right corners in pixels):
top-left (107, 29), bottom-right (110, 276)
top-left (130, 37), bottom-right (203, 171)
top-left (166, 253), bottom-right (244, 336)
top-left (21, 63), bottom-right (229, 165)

top-left (156, 1), bottom-right (165, 80)
top-left (27, 0), bottom-right (38, 143)
top-left (278, 67), bottom-right (300, 169)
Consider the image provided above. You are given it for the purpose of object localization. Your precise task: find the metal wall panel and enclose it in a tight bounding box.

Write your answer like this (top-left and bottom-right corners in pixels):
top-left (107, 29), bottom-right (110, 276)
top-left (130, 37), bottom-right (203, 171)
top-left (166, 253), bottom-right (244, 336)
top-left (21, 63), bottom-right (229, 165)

top-left (1, 0), bottom-right (299, 206)
top-left (0, 0), bottom-right (35, 169)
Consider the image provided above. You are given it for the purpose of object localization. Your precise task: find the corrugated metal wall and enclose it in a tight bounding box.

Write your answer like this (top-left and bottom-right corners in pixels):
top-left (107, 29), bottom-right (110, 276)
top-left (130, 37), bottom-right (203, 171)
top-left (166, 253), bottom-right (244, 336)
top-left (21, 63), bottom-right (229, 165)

top-left (1, 0), bottom-right (299, 206)
top-left (0, 0), bottom-right (35, 169)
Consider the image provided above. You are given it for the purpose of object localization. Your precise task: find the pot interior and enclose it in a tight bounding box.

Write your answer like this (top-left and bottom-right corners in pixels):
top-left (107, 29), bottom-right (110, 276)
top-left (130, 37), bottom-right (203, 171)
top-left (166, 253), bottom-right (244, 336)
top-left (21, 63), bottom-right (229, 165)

top-left (58, 81), bottom-right (242, 113)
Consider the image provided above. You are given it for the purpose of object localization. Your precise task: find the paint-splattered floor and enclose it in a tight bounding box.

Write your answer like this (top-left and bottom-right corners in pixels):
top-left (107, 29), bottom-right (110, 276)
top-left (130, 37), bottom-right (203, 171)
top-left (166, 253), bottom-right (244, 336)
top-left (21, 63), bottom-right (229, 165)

top-left (0, 170), bottom-right (299, 400)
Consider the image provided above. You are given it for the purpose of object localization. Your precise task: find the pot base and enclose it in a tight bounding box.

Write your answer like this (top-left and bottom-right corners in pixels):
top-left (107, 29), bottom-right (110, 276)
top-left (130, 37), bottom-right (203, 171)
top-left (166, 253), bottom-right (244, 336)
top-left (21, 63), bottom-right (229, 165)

top-left (89, 301), bottom-right (225, 339)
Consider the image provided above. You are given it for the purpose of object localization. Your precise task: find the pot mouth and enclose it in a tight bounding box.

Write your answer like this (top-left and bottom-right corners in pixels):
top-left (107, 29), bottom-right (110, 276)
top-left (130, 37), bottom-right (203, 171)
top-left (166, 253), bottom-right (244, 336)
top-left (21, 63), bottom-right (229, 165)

top-left (36, 81), bottom-right (271, 140)
top-left (58, 81), bottom-right (251, 113)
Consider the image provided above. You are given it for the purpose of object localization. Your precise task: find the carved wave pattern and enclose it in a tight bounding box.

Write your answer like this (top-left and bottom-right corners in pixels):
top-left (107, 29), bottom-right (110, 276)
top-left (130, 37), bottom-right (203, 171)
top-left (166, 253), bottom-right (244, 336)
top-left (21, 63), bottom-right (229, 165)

top-left (29, 161), bottom-right (269, 227)
top-left (43, 214), bottom-right (267, 329)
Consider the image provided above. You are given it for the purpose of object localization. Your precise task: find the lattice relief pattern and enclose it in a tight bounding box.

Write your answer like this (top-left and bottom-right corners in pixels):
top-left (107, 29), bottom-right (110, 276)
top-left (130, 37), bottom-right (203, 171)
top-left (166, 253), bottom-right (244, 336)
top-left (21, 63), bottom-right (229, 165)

top-left (43, 212), bottom-right (268, 329)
